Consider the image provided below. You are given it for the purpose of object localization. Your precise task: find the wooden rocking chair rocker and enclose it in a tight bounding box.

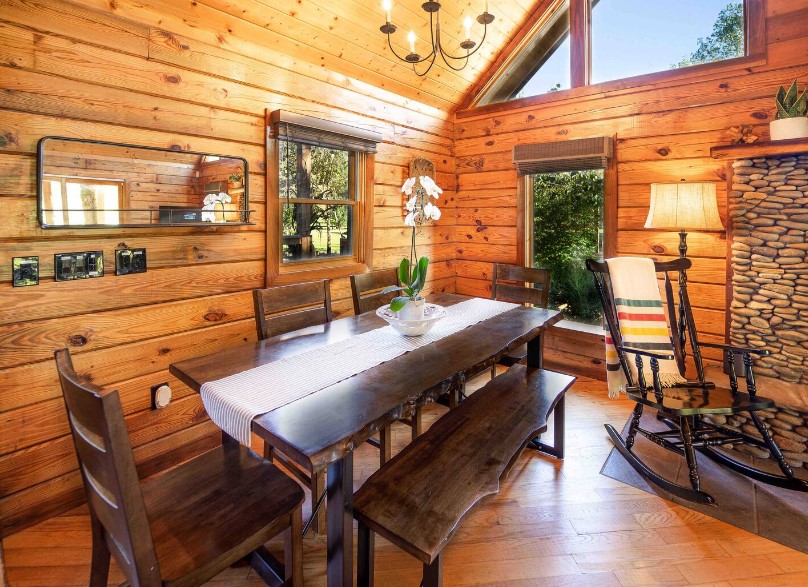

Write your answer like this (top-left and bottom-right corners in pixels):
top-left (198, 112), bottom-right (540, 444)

top-left (587, 257), bottom-right (808, 505)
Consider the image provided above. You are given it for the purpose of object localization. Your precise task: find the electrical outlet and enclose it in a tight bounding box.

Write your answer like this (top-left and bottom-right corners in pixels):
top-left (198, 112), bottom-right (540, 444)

top-left (54, 251), bottom-right (104, 281)
top-left (12, 256), bottom-right (39, 287)
top-left (115, 248), bottom-right (147, 275)
top-left (150, 382), bottom-right (172, 410)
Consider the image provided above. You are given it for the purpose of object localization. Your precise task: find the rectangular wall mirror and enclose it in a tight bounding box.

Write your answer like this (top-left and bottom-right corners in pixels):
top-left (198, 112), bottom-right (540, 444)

top-left (37, 137), bottom-right (252, 228)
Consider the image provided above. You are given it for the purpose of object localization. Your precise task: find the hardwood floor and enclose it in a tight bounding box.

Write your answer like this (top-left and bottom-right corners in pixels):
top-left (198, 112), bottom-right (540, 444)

top-left (3, 375), bottom-right (808, 586)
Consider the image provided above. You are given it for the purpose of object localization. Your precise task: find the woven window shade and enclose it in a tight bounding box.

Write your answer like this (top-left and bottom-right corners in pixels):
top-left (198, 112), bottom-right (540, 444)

top-left (513, 136), bottom-right (613, 175)
top-left (270, 110), bottom-right (382, 153)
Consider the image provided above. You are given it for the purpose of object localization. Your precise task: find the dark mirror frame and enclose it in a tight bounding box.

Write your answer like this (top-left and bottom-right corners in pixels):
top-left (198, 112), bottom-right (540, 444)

top-left (37, 136), bottom-right (253, 229)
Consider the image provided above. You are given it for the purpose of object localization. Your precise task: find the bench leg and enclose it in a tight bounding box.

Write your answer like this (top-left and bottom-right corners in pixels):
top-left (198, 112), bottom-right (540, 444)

top-left (412, 406), bottom-right (424, 441)
top-left (379, 425), bottom-right (392, 467)
top-left (528, 395), bottom-right (566, 460)
top-left (357, 521), bottom-right (374, 587)
top-left (423, 554), bottom-right (443, 587)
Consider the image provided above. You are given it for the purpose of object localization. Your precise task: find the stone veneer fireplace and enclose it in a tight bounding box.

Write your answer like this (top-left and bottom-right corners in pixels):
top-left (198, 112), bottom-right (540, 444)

top-left (722, 145), bottom-right (808, 471)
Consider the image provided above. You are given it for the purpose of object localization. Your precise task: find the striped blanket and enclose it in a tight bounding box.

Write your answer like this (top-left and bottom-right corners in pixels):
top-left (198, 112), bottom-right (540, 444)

top-left (605, 257), bottom-right (686, 398)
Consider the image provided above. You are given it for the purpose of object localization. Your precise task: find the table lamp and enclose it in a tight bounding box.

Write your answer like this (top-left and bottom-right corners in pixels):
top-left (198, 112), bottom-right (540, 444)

top-left (644, 181), bottom-right (723, 369)
top-left (644, 181), bottom-right (724, 259)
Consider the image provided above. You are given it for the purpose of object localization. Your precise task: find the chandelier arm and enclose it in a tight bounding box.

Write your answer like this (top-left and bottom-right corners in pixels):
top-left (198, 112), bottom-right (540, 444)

top-left (386, 33), bottom-right (435, 64)
top-left (438, 18), bottom-right (490, 61)
top-left (437, 44), bottom-right (470, 71)
top-left (412, 51), bottom-right (438, 77)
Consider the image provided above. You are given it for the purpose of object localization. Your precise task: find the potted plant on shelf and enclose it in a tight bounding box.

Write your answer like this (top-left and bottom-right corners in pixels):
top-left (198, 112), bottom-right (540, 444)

top-left (201, 192), bottom-right (237, 222)
top-left (228, 170), bottom-right (244, 190)
top-left (770, 80), bottom-right (808, 141)
top-left (381, 175), bottom-right (442, 320)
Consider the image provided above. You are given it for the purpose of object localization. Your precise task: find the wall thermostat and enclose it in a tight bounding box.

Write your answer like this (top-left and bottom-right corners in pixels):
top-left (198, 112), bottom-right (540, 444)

top-left (115, 248), bottom-right (147, 275)
top-left (12, 256), bottom-right (39, 287)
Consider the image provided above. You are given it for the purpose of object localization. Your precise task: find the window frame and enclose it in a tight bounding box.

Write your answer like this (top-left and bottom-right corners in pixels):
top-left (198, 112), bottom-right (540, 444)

top-left (41, 175), bottom-right (126, 226)
top-left (266, 111), bottom-right (376, 285)
top-left (462, 0), bottom-right (766, 114)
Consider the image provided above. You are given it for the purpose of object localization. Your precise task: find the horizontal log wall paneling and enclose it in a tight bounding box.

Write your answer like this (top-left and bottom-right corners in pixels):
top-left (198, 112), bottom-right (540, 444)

top-left (451, 0), bottom-right (808, 377)
top-left (0, 0), bottom-right (456, 536)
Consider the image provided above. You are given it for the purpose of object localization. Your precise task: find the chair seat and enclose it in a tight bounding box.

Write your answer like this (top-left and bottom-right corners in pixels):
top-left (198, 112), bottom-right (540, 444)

top-left (141, 443), bottom-right (305, 585)
top-left (628, 385), bottom-right (776, 416)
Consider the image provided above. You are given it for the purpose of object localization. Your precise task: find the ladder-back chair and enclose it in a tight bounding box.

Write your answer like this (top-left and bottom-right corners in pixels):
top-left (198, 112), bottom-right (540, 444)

top-left (55, 349), bottom-right (304, 586)
top-left (587, 257), bottom-right (808, 504)
top-left (491, 263), bottom-right (551, 373)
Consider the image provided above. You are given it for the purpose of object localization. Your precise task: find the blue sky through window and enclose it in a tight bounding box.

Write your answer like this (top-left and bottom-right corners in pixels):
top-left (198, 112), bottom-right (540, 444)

top-left (518, 0), bottom-right (740, 98)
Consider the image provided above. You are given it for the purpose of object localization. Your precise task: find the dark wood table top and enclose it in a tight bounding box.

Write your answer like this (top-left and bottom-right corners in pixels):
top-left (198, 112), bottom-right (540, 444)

top-left (170, 293), bottom-right (562, 471)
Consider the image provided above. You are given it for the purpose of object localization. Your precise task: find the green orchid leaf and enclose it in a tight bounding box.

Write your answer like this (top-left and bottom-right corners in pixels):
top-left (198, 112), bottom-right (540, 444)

top-left (398, 258), bottom-right (410, 287)
top-left (389, 295), bottom-right (411, 312)
top-left (381, 285), bottom-right (405, 295)
top-left (412, 257), bottom-right (429, 292)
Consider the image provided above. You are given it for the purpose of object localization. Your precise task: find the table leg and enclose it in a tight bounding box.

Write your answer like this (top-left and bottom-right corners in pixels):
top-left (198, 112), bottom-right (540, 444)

top-left (526, 332), bottom-right (543, 369)
top-left (326, 452), bottom-right (353, 587)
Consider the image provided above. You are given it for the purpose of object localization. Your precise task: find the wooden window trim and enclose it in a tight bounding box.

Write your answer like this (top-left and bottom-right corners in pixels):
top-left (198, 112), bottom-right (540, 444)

top-left (459, 0), bottom-right (766, 116)
top-left (266, 122), bottom-right (374, 286)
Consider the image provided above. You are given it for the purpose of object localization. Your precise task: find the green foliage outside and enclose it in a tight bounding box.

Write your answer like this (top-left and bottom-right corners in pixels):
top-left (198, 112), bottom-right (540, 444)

top-left (279, 142), bottom-right (352, 258)
top-left (533, 170), bottom-right (604, 324)
top-left (674, 3), bottom-right (743, 68)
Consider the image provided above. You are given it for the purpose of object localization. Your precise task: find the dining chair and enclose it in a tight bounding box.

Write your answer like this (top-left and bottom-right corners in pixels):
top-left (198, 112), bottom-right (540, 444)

top-left (350, 268), bottom-right (426, 442)
top-left (254, 279), bottom-right (390, 535)
top-left (350, 267), bottom-right (398, 315)
top-left (490, 263), bottom-right (551, 375)
top-left (55, 348), bottom-right (304, 587)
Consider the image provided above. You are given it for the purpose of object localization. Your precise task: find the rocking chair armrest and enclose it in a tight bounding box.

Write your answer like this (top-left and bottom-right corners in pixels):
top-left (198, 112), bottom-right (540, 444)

top-left (617, 346), bottom-right (675, 361)
top-left (699, 342), bottom-right (771, 357)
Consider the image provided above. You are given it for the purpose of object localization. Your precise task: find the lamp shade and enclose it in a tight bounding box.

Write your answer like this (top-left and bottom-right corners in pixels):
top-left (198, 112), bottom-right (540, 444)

top-left (644, 182), bottom-right (724, 231)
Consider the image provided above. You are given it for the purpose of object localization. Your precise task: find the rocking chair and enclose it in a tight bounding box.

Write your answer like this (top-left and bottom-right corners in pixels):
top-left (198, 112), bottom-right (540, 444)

top-left (587, 257), bottom-right (808, 505)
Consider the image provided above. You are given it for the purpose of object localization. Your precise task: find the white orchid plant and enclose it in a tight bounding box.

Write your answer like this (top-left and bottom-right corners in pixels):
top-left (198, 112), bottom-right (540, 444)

top-left (382, 175), bottom-right (442, 312)
top-left (201, 192), bottom-right (232, 222)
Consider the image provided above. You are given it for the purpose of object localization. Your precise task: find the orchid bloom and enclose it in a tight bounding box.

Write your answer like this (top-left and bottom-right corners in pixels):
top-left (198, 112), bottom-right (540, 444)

top-left (401, 176), bottom-right (416, 196)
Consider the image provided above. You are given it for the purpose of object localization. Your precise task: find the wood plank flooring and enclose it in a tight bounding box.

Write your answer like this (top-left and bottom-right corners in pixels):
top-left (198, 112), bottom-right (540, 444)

top-left (3, 375), bottom-right (808, 586)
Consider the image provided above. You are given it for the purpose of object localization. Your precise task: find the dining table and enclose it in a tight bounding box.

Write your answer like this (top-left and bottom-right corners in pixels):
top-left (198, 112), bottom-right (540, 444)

top-left (169, 292), bottom-right (563, 587)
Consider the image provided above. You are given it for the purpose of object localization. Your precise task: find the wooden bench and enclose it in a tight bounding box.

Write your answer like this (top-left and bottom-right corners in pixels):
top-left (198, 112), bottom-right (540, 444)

top-left (352, 365), bottom-right (576, 587)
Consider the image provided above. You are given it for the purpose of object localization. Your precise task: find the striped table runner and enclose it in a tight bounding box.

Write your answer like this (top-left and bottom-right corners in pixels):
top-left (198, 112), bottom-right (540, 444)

top-left (605, 257), bottom-right (686, 398)
top-left (201, 297), bottom-right (519, 446)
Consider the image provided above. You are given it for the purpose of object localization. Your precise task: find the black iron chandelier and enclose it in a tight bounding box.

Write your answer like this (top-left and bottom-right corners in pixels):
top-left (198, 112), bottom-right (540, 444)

top-left (380, 1), bottom-right (495, 77)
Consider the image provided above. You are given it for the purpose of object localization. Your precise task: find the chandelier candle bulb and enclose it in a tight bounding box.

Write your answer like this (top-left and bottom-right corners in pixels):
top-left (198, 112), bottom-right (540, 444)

top-left (464, 15), bottom-right (472, 39)
top-left (382, 0), bottom-right (391, 23)
top-left (408, 30), bottom-right (416, 53)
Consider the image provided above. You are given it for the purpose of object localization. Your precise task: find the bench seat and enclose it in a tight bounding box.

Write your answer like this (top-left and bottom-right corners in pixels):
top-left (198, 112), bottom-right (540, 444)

top-left (353, 365), bottom-right (576, 586)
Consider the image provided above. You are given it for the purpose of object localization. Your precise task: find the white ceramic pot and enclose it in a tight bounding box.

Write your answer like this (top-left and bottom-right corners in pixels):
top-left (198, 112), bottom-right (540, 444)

top-left (396, 297), bottom-right (425, 321)
top-left (770, 117), bottom-right (808, 141)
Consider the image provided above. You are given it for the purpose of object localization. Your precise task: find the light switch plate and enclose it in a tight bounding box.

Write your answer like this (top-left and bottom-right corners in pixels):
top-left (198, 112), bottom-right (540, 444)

top-left (54, 251), bottom-right (104, 281)
top-left (12, 256), bottom-right (39, 287)
top-left (115, 248), bottom-right (147, 275)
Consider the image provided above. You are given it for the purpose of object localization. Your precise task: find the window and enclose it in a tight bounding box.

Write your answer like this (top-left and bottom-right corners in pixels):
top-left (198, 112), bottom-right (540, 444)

top-left (267, 110), bottom-right (381, 281)
top-left (474, 0), bottom-right (762, 106)
top-left (41, 176), bottom-right (124, 226)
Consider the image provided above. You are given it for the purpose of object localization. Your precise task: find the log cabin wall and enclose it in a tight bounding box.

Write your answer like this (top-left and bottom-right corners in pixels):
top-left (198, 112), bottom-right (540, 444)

top-left (0, 0), bottom-right (457, 536)
top-left (452, 0), bottom-right (808, 370)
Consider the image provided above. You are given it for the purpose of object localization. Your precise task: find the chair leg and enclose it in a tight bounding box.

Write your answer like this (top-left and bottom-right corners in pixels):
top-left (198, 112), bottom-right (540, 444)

top-left (423, 554), bottom-right (443, 587)
top-left (311, 470), bottom-right (326, 535)
top-left (749, 411), bottom-right (797, 480)
top-left (625, 404), bottom-right (644, 450)
top-left (89, 513), bottom-right (111, 587)
top-left (379, 425), bottom-right (392, 467)
top-left (357, 521), bottom-right (374, 587)
top-left (680, 416), bottom-right (702, 492)
top-left (412, 406), bottom-right (423, 441)
top-left (284, 506), bottom-right (303, 586)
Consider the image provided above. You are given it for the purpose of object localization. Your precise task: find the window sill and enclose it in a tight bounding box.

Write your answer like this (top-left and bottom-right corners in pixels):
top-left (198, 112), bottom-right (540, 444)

top-left (272, 259), bottom-right (369, 285)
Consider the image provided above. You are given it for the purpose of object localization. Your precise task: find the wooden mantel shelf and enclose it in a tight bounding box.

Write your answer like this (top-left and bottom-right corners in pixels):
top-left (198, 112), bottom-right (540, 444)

top-left (711, 138), bottom-right (808, 160)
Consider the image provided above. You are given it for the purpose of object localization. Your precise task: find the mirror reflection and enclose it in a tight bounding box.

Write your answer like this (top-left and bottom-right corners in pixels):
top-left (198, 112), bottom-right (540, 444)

top-left (38, 137), bottom-right (250, 228)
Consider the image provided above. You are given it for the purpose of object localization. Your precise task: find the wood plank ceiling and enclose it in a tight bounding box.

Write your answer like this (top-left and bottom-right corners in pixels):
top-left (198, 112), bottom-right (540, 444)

top-left (66, 0), bottom-right (539, 113)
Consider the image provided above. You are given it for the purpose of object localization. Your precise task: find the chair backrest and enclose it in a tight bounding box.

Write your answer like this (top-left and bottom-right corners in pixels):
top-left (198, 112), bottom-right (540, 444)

top-left (350, 268), bottom-right (398, 315)
top-left (586, 257), bottom-right (705, 386)
top-left (55, 349), bottom-right (161, 585)
top-left (491, 263), bottom-right (551, 308)
top-left (253, 279), bottom-right (333, 340)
